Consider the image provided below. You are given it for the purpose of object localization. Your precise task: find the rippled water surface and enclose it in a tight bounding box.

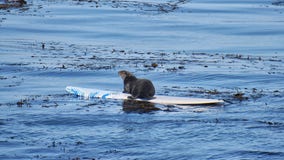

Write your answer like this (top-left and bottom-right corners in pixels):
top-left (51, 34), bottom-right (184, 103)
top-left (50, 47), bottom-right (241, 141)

top-left (1, 0), bottom-right (284, 159)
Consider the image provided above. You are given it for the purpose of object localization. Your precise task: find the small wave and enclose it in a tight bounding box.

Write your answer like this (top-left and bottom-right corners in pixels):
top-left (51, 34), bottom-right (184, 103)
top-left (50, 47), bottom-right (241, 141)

top-left (236, 150), bottom-right (284, 157)
top-left (272, 0), bottom-right (284, 6)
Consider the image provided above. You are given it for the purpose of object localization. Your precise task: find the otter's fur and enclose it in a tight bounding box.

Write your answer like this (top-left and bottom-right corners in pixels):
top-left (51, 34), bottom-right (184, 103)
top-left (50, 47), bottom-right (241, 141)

top-left (118, 70), bottom-right (155, 99)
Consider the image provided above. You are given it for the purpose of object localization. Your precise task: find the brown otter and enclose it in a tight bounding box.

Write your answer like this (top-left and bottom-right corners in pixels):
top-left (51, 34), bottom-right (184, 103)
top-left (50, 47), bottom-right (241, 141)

top-left (118, 70), bottom-right (155, 99)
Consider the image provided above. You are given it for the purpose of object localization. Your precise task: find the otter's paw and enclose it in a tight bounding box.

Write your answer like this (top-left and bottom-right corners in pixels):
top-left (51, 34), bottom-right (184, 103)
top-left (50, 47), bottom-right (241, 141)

top-left (127, 96), bottom-right (135, 99)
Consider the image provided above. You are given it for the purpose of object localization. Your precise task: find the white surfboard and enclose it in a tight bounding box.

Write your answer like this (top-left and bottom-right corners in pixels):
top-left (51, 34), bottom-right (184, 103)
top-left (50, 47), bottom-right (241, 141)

top-left (66, 86), bottom-right (224, 105)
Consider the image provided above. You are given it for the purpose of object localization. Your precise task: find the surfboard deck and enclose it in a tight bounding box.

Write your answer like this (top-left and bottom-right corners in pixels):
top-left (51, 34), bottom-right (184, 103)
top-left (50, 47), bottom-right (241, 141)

top-left (66, 86), bottom-right (224, 105)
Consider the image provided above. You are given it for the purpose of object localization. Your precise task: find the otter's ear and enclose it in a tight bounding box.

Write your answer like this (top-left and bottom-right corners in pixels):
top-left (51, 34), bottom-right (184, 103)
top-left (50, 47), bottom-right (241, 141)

top-left (126, 71), bottom-right (133, 76)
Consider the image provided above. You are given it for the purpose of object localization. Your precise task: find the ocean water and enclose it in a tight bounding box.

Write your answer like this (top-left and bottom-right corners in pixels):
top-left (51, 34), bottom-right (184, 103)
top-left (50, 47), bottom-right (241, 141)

top-left (0, 0), bottom-right (284, 159)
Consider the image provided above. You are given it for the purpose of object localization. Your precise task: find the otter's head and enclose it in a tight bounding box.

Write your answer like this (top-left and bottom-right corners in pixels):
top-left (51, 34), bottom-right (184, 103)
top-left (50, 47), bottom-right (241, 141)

top-left (118, 70), bottom-right (134, 80)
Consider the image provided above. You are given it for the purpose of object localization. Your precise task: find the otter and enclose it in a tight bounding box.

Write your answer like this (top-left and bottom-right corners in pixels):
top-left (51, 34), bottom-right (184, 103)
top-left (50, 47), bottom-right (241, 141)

top-left (118, 70), bottom-right (155, 99)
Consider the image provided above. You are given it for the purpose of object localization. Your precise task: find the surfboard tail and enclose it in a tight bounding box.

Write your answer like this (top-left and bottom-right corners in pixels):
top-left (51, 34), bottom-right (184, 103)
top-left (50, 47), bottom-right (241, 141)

top-left (66, 86), bottom-right (129, 100)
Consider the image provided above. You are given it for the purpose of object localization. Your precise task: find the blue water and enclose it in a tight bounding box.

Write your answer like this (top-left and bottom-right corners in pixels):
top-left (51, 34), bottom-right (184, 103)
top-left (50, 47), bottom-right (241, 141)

top-left (1, 0), bottom-right (284, 159)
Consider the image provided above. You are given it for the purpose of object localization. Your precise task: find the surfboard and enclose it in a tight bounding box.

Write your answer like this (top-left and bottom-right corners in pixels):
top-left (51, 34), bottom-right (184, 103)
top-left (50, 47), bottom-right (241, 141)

top-left (65, 86), bottom-right (224, 105)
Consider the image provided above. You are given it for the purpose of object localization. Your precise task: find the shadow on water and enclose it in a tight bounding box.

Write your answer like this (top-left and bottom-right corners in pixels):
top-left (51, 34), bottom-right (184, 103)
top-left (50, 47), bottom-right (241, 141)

top-left (122, 99), bottom-right (160, 114)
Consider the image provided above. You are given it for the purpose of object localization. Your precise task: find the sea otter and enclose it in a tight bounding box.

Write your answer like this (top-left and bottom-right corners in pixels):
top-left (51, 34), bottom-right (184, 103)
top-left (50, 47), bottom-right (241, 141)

top-left (118, 70), bottom-right (155, 99)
